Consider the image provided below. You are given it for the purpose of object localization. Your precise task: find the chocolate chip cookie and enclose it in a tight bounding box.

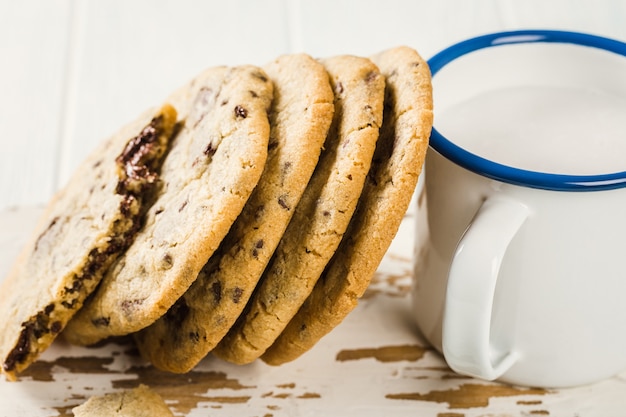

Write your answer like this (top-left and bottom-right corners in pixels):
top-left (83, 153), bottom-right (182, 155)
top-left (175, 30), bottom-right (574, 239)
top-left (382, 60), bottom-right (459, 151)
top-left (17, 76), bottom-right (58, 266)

top-left (261, 46), bottom-right (433, 365)
top-left (0, 104), bottom-right (177, 380)
top-left (213, 55), bottom-right (385, 365)
top-left (63, 65), bottom-right (273, 346)
top-left (134, 54), bottom-right (335, 373)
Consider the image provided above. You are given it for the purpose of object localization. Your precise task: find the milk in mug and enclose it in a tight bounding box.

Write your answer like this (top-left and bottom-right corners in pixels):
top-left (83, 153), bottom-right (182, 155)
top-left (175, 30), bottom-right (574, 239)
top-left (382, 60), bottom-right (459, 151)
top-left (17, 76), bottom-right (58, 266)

top-left (436, 85), bottom-right (626, 175)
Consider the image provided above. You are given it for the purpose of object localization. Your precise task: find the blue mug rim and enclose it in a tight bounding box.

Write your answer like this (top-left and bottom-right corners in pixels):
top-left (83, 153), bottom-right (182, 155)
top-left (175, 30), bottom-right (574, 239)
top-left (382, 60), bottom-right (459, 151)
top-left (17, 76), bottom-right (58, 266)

top-left (428, 29), bottom-right (626, 191)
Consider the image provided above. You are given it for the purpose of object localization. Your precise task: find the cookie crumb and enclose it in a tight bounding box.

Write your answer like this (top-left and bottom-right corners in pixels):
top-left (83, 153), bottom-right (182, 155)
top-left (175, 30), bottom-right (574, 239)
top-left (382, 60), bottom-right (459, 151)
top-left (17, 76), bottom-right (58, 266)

top-left (72, 384), bottom-right (174, 416)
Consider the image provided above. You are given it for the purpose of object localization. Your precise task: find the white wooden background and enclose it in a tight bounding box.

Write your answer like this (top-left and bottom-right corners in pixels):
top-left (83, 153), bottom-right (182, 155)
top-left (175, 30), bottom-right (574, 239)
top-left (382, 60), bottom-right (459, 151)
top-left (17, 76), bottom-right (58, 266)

top-left (1, 0), bottom-right (626, 212)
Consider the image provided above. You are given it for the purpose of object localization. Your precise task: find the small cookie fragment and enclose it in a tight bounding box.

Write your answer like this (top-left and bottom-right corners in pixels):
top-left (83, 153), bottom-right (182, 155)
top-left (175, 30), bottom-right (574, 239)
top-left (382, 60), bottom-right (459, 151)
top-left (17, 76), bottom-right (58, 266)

top-left (0, 104), bottom-right (177, 380)
top-left (213, 55), bottom-right (385, 365)
top-left (262, 46), bottom-right (433, 365)
top-left (134, 54), bottom-right (335, 373)
top-left (63, 65), bottom-right (273, 346)
top-left (72, 384), bottom-right (174, 417)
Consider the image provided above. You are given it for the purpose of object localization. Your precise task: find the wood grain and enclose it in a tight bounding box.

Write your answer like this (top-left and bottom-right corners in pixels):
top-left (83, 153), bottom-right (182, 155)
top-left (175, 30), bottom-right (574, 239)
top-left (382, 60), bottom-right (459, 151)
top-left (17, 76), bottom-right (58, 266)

top-left (0, 0), bottom-right (71, 209)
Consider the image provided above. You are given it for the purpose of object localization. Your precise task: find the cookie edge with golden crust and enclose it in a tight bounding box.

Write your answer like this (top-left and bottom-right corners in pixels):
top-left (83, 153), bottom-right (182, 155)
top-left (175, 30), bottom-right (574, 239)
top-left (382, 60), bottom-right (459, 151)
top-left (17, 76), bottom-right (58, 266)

top-left (261, 46), bottom-right (433, 366)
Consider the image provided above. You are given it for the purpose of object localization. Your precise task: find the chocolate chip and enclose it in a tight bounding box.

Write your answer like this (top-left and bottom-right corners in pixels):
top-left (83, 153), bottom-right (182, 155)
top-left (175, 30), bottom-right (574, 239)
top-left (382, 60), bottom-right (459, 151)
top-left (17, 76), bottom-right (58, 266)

top-left (50, 321), bottom-right (62, 334)
top-left (65, 279), bottom-right (83, 295)
top-left (282, 161), bottom-right (292, 175)
top-left (161, 253), bottom-right (173, 270)
top-left (115, 114), bottom-right (168, 195)
top-left (2, 304), bottom-right (77, 372)
top-left (178, 199), bottom-right (188, 212)
top-left (84, 248), bottom-right (109, 277)
top-left (211, 281), bottom-right (222, 304)
top-left (204, 143), bottom-right (217, 157)
top-left (278, 195), bottom-right (290, 210)
top-left (120, 194), bottom-right (135, 217)
top-left (3, 327), bottom-right (31, 372)
top-left (234, 105), bottom-right (248, 119)
top-left (232, 287), bottom-right (243, 304)
top-left (252, 240), bottom-right (264, 258)
top-left (249, 90), bottom-right (259, 98)
top-left (92, 317), bottom-right (110, 327)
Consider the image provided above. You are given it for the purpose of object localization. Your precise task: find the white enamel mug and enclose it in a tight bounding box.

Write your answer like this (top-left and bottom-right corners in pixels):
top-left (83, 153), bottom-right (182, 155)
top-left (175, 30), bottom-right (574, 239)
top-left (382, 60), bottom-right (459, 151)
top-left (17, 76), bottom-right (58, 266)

top-left (413, 30), bottom-right (626, 388)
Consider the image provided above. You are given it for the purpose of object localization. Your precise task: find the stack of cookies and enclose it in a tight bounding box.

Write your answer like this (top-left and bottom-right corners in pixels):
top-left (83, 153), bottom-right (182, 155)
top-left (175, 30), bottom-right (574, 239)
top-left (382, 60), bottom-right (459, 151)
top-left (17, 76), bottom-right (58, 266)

top-left (0, 46), bottom-right (433, 380)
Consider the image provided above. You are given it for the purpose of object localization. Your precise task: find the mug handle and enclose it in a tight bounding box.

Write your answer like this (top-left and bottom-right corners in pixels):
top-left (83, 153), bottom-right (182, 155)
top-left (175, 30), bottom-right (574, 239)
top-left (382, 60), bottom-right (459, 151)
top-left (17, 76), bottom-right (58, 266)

top-left (442, 196), bottom-right (529, 380)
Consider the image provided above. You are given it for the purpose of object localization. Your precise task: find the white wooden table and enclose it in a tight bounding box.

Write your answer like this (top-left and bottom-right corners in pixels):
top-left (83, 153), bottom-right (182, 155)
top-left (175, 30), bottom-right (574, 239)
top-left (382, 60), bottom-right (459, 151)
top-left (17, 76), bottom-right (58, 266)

top-left (2, 1), bottom-right (626, 415)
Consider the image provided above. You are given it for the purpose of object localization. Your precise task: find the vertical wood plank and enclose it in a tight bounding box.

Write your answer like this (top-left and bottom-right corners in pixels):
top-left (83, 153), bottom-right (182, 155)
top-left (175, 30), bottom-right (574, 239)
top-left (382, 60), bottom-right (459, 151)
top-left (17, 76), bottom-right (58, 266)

top-left (0, 0), bottom-right (72, 210)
